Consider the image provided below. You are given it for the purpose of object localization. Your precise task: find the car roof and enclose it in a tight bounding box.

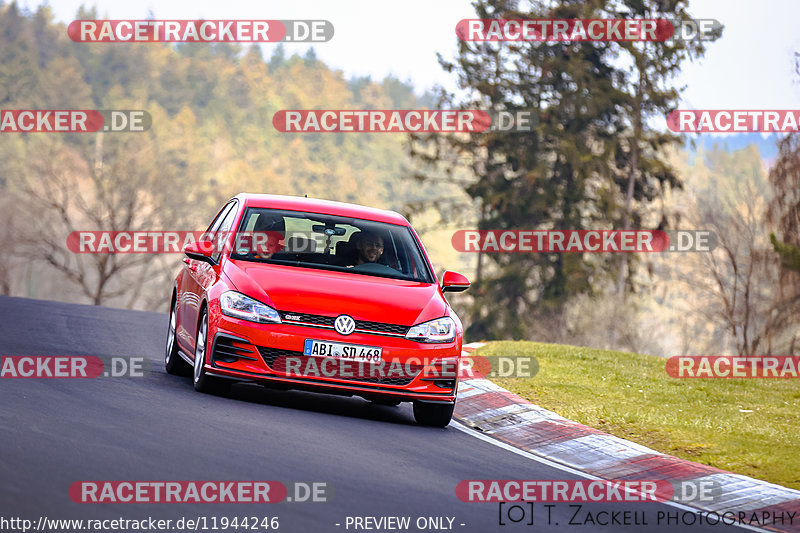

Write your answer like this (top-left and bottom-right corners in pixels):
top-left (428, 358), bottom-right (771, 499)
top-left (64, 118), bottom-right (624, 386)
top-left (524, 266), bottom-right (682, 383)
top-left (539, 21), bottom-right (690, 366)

top-left (234, 193), bottom-right (411, 226)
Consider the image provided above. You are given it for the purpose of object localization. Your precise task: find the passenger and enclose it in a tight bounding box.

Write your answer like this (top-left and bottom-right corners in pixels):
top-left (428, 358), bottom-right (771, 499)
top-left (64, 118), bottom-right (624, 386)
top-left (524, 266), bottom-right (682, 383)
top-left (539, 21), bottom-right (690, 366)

top-left (251, 214), bottom-right (284, 260)
top-left (252, 231), bottom-right (282, 260)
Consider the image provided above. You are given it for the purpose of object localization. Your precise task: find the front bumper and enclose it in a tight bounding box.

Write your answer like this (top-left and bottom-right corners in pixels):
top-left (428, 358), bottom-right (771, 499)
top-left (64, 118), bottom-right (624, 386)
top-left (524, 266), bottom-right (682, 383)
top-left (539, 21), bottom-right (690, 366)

top-left (206, 312), bottom-right (461, 403)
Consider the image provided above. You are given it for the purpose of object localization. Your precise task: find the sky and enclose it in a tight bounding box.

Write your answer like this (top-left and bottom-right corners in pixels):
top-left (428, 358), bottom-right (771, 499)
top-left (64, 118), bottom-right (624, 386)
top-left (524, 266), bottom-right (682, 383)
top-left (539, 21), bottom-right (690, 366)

top-left (23, 0), bottom-right (800, 113)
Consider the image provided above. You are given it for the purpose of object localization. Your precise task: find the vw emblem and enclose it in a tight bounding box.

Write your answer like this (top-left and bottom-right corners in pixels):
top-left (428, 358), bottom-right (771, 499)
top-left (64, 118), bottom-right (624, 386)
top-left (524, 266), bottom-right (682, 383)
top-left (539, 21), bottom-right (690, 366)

top-left (334, 314), bottom-right (356, 335)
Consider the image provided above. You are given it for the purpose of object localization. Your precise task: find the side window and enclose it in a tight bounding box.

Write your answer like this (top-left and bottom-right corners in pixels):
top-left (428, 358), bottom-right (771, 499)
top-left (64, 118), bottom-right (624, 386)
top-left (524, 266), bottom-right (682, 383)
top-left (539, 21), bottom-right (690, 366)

top-left (211, 201), bottom-right (239, 263)
top-left (233, 211), bottom-right (262, 255)
top-left (203, 202), bottom-right (235, 236)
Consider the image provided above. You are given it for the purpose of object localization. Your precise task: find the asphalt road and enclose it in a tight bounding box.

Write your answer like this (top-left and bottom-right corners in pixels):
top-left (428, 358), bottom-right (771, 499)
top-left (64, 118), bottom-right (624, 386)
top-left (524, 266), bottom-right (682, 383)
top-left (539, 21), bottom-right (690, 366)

top-left (0, 295), bottom-right (753, 533)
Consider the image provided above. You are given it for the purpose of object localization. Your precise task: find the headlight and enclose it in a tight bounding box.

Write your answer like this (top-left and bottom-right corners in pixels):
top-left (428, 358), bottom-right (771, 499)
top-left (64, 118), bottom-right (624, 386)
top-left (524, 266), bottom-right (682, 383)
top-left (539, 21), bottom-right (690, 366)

top-left (405, 317), bottom-right (456, 343)
top-left (220, 291), bottom-right (281, 324)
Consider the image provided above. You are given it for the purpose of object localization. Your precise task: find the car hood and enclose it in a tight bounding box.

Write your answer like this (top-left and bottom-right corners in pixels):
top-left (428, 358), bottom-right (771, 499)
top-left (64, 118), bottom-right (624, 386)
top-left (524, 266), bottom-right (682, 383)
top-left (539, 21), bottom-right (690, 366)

top-left (223, 260), bottom-right (447, 326)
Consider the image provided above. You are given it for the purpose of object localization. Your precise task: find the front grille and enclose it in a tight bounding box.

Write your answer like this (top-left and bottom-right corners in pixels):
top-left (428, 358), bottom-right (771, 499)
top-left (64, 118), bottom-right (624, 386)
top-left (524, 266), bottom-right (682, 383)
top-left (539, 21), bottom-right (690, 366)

top-left (354, 319), bottom-right (408, 336)
top-left (256, 346), bottom-right (422, 386)
top-left (279, 311), bottom-right (410, 337)
top-left (258, 346), bottom-right (297, 367)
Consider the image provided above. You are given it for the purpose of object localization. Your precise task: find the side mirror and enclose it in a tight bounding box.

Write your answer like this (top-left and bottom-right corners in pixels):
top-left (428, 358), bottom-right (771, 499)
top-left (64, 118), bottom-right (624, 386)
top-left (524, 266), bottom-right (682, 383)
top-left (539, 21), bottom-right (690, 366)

top-left (183, 240), bottom-right (216, 264)
top-left (441, 271), bottom-right (470, 293)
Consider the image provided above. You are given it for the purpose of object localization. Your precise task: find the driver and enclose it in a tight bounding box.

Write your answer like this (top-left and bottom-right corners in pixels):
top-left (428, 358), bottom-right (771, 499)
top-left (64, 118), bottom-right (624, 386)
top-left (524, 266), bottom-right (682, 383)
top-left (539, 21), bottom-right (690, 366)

top-left (354, 231), bottom-right (384, 265)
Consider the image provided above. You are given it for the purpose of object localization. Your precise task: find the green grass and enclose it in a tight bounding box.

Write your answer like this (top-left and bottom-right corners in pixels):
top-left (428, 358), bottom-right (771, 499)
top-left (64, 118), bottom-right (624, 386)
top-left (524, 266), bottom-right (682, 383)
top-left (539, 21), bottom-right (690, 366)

top-left (473, 341), bottom-right (800, 490)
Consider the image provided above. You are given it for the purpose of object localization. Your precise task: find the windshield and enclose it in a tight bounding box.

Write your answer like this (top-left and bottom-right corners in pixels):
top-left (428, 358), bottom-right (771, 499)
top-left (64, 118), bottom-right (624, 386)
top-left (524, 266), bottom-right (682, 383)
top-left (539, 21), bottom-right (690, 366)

top-left (229, 208), bottom-right (435, 283)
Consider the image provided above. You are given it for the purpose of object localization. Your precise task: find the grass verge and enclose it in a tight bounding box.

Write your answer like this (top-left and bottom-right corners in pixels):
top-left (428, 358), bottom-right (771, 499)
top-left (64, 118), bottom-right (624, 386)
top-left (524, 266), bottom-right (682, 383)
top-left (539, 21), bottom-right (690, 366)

top-left (473, 341), bottom-right (800, 490)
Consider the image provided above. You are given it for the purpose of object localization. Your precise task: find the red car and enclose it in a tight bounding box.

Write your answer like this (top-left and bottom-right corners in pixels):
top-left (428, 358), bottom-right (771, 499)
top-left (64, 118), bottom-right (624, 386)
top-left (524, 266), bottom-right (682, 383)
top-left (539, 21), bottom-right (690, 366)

top-left (165, 194), bottom-right (470, 426)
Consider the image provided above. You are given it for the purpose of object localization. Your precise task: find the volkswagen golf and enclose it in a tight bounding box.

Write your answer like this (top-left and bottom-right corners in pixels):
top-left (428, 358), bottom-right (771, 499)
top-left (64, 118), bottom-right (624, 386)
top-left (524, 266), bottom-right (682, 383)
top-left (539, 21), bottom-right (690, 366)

top-left (165, 194), bottom-right (470, 426)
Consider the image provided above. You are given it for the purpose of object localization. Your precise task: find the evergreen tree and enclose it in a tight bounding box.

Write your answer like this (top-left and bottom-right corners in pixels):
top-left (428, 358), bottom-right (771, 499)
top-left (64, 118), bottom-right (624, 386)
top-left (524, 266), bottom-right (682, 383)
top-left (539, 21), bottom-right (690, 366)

top-left (412, 0), bottom-right (717, 340)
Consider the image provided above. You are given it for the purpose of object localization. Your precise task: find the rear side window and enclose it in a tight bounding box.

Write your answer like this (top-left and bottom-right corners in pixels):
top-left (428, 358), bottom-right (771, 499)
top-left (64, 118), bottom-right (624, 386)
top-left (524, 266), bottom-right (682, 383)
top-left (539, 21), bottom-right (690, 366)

top-left (209, 201), bottom-right (239, 263)
top-left (204, 201), bottom-right (236, 236)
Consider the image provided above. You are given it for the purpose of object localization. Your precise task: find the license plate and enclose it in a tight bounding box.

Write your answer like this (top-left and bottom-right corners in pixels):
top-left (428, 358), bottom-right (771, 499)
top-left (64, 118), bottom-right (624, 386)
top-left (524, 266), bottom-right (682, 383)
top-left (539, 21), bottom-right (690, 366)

top-left (303, 339), bottom-right (382, 363)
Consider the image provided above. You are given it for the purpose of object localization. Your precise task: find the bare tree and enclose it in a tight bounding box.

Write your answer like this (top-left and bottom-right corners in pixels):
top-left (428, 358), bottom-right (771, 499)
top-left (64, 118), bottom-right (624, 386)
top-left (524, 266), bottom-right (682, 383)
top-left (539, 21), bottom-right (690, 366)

top-left (11, 133), bottom-right (193, 308)
top-left (678, 168), bottom-right (797, 355)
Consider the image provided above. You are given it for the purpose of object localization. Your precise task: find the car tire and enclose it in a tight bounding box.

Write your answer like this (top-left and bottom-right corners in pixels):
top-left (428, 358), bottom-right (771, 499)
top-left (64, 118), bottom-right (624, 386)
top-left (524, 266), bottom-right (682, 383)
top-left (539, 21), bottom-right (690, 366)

top-left (165, 299), bottom-right (191, 376)
top-left (413, 401), bottom-right (455, 427)
top-left (193, 311), bottom-right (231, 395)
